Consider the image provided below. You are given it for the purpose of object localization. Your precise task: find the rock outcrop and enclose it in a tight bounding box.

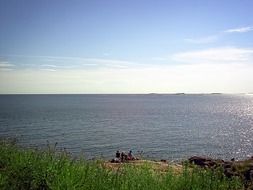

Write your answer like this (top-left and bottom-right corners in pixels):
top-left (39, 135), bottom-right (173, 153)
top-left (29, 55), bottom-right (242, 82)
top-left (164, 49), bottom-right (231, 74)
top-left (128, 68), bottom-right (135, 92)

top-left (189, 156), bottom-right (253, 188)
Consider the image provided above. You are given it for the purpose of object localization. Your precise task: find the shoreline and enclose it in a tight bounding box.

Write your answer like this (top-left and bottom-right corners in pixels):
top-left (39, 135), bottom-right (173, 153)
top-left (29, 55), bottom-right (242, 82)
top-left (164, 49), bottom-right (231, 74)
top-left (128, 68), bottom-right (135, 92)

top-left (1, 141), bottom-right (252, 189)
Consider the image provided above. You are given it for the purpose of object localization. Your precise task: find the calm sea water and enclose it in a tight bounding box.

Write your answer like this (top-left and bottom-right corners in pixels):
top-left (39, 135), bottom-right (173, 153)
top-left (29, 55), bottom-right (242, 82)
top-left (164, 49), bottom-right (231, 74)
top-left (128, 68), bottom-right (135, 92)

top-left (0, 94), bottom-right (253, 160)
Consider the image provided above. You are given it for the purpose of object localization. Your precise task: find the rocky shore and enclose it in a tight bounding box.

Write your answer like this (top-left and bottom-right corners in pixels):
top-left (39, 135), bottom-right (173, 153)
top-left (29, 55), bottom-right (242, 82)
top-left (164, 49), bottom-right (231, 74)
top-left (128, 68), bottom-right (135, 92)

top-left (189, 156), bottom-right (253, 188)
top-left (106, 156), bottom-right (253, 189)
top-left (189, 156), bottom-right (253, 180)
top-left (0, 140), bottom-right (248, 190)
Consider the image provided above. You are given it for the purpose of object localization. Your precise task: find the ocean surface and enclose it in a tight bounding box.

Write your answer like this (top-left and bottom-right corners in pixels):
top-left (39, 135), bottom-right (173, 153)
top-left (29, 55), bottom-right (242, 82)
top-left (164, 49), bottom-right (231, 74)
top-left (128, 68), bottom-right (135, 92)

top-left (0, 94), bottom-right (253, 161)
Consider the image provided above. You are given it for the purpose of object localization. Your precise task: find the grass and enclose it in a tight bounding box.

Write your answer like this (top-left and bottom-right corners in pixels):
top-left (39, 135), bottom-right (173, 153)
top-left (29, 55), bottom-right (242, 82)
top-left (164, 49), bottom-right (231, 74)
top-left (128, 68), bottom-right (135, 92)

top-left (0, 141), bottom-right (244, 190)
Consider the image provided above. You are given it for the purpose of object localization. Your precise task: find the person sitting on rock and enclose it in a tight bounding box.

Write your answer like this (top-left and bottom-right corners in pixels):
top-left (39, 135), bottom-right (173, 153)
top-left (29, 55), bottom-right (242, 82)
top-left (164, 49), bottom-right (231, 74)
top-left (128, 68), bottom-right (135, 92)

top-left (127, 150), bottom-right (135, 160)
top-left (111, 150), bottom-right (121, 163)
top-left (121, 151), bottom-right (127, 162)
top-left (116, 150), bottom-right (120, 159)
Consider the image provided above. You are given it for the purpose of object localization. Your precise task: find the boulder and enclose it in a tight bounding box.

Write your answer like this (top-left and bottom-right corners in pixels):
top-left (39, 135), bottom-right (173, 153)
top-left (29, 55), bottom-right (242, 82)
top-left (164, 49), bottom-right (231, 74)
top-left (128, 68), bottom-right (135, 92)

top-left (188, 156), bottom-right (223, 168)
top-left (189, 155), bottom-right (253, 187)
top-left (244, 166), bottom-right (253, 181)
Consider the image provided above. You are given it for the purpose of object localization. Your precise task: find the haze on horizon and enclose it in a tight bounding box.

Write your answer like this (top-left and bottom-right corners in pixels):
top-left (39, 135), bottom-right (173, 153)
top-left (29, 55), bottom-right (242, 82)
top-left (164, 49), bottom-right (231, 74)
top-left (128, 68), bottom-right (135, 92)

top-left (1, 0), bottom-right (253, 94)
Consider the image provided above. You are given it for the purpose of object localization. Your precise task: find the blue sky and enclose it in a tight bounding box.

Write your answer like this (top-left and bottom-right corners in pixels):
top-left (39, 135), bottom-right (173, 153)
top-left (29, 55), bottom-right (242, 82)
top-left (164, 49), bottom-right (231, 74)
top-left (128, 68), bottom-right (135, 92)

top-left (1, 0), bottom-right (253, 93)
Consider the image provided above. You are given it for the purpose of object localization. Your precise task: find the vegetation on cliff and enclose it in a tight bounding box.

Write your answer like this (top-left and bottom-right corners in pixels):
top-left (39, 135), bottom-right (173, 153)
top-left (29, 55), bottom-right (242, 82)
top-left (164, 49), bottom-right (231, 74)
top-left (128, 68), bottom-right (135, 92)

top-left (0, 141), bottom-right (244, 190)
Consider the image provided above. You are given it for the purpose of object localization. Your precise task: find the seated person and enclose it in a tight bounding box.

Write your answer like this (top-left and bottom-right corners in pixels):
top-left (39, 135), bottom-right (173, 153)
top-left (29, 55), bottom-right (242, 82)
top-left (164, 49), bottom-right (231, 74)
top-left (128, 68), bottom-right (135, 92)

top-left (116, 150), bottom-right (120, 159)
top-left (111, 150), bottom-right (121, 163)
top-left (121, 151), bottom-right (128, 162)
top-left (127, 150), bottom-right (135, 160)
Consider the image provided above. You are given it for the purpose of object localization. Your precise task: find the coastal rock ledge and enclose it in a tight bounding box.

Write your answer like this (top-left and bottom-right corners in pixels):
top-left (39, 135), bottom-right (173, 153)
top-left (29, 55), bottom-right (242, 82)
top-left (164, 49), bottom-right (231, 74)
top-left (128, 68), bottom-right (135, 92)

top-left (189, 156), bottom-right (253, 185)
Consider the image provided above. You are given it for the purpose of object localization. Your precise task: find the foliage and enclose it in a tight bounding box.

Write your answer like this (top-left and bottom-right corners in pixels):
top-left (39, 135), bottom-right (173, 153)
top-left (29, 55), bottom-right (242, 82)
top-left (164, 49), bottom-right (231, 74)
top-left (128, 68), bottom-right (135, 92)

top-left (0, 141), bottom-right (244, 190)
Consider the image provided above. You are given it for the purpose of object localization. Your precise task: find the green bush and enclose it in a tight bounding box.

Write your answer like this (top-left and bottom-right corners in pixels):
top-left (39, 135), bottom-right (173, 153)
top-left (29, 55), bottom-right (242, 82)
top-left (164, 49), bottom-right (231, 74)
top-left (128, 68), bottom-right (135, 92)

top-left (0, 141), bottom-right (244, 190)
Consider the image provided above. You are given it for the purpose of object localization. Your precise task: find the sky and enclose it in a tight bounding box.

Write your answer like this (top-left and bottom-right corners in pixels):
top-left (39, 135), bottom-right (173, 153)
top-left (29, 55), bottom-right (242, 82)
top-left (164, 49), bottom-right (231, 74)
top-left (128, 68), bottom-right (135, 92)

top-left (1, 0), bottom-right (253, 94)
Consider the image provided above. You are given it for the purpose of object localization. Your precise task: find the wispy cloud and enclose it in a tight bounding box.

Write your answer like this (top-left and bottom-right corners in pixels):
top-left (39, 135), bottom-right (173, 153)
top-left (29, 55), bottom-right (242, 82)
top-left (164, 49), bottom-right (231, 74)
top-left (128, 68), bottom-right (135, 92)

top-left (41, 64), bottom-right (78, 69)
top-left (172, 47), bottom-right (253, 64)
top-left (224, 26), bottom-right (253, 33)
top-left (40, 68), bottom-right (56, 72)
top-left (41, 64), bottom-right (57, 68)
top-left (185, 26), bottom-right (253, 44)
top-left (0, 61), bottom-right (14, 67)
top-left (10, 55), bottom-right (136, 64)
top-left (81, 58), bottom-right (136, 65)
top-left (3, 55), bottom-right (137, 67)
top-left (82, 63), bottom-right (98, 66)
top-left (184, 35), bottom-right (219, 44)
top-left (151, 57), bottom-right (167, 61)
top-left (0, 61), bottom-right (15, 71)
top-left (0, 68), bottom-right (13, 71)
top-left (2, 61), bottom-right (253, 93)
top-left (104, 64), bottom-right (129, 69)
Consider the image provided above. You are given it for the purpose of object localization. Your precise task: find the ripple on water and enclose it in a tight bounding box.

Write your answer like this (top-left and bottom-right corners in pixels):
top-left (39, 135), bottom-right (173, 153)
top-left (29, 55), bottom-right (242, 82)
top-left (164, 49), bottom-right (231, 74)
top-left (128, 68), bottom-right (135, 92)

top-left (0, 94), bottom-right (253, 160)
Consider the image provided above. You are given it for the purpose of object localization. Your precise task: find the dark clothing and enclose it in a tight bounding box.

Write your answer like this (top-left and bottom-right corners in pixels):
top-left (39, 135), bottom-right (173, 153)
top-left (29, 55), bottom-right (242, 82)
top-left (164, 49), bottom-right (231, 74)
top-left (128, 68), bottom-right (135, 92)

top-left (116, 152), bottom-right (120, 158)
top-left (121, 152), bottom-right (127, 161)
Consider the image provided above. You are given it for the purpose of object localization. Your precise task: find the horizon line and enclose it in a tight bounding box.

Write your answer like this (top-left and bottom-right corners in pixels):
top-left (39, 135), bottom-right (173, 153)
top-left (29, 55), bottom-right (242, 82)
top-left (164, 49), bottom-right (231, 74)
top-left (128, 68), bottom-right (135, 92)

top-left (0, 92), bottom-right (251, 95)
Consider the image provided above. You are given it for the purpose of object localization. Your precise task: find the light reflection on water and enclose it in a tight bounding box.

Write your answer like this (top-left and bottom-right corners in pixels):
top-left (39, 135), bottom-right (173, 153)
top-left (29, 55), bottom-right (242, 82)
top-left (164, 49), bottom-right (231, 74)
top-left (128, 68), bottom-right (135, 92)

top-left (0, 94), bottom-right (253, 160)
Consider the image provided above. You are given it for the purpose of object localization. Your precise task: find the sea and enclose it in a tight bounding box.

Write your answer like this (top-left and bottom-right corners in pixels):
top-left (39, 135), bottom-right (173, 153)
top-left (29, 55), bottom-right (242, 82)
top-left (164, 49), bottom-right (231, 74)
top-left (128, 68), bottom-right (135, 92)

top-left (0, 94), bottom-right (253, 161)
